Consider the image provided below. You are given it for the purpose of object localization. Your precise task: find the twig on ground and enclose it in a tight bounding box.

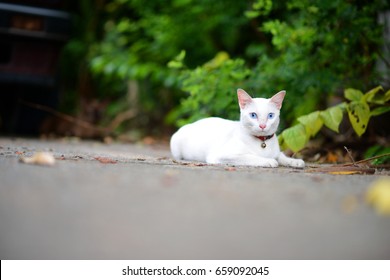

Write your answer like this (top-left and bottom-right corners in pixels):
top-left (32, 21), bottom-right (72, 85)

top-left (344, 146), bottom-right (356, 166)
top-left (342, 153), bottom-right (390, 167)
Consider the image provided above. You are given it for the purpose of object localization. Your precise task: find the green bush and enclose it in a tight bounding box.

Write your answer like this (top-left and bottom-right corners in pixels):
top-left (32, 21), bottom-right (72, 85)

top-left (167, 52), bottom-right (251, 126)
top-left (86, 0), bottom-right (251, 133)
top-left (65, 0), bottom-right (389, 143)
top-left (172, 0), bottom-right (388, 125)
top-left (279, 86), bottom-right (390, 152)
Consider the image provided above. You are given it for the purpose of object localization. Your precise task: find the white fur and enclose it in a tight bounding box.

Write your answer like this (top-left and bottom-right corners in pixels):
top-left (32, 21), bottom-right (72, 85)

top-left (170, 89), bottom-right (305, 168)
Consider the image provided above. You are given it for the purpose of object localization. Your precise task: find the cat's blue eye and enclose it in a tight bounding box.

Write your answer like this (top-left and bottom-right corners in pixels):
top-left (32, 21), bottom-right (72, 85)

top-left (249, 112), bottom-right (257, 119)
top-left (268, 113), bottom-right (275, 119)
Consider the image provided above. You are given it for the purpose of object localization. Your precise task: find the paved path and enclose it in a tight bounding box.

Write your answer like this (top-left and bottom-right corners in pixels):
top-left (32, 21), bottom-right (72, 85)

top-left (0, 138), bottom-right (389, 259)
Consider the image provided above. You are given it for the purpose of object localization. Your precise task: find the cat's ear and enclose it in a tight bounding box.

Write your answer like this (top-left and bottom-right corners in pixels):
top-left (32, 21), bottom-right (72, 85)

top-left (237, 89), bottom-right (253, 109)
top-left (270, 90), bottom-right (286, 110)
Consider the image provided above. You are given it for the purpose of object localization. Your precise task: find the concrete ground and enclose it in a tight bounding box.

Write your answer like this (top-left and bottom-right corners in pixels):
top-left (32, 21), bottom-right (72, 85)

top-left (0, 137), bottom-right (389, 259)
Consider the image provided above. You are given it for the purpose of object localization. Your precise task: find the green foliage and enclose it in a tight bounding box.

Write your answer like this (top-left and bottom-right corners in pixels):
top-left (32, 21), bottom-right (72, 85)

top-left (167, 52), bottom-right (251, 127)
top-left (87, 0), bottom-right (250, 132)
top-left (347, 101), bottom-right (370, 137)
top-left (245, 0), bottom-right (272, 18)
top-left (297, 111), bottom-right (323, 137)
top-left (89, 0), bottom-right (250, 83)
top-left (319, 106), bottom-right (344, 133)
top-left (64, 0), bottom-right (389, 140)
top-left (281, 124), bottom-right (307, 153)
top-left (365, 145), bottom-right (390, 165)
top-left (173, 0), bottom-right (388, 126)
top-left (245, 0), bottom-right (387, 121)
top-left (279, 86), bottom-right (390, 152)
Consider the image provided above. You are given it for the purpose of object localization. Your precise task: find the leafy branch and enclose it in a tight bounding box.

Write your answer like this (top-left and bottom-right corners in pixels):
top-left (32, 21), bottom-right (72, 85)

top-left (279, 86), bottom-right (390, 153)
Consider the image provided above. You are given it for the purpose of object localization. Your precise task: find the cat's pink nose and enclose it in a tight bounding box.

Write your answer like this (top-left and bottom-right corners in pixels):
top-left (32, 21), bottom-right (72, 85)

top-left (259, 124), bottom-right (267, 129)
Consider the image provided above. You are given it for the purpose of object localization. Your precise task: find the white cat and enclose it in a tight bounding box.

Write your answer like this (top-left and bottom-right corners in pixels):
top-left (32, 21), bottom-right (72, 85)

top-left (170, 89), bottom-right (305, 168)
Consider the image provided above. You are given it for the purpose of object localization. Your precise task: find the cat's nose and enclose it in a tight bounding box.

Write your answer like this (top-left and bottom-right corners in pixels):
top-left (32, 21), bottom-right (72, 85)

top-left (259, 124), bottom-right (267, 129)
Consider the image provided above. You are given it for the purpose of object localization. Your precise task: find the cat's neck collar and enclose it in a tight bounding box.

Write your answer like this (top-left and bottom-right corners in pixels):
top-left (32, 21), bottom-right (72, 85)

top-left (254, 134), bottom-right (274, 141)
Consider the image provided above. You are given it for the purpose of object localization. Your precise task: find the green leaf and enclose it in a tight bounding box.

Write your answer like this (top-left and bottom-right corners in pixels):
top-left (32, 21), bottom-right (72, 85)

top-left (167, 50), bottom-right (186, 69)
top-left (370, 106), bottom-right (390, 117)
top-left (320, 106), bottom-right (344, 132)
top-left (167, 60), bottom-right (183, 69)
top-left (203, 52), bottom-right (230, 69)
top-left (364, 145), bottom-right (390, 165)
top-left (281, 124), bottom-right (307, 153)
top-left (385, 90), bottom-right (390, 102)
top-left (363, 85), bottom-right (383, 103)
top-left (297, 111), bottom-right (323, 137)
top-left (244, 10), bottom-right (260, 19)
top-left (344, 88), bottom-right (363, 102)
top-left (176, 50), bottom-right (186, 61)
top-left (347, 101), bottom-right (370, 137)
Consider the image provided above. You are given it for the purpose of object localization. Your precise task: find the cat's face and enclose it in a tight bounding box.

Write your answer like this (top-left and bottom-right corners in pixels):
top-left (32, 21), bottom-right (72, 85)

top-left (237, 89), bottom-right (285, 136)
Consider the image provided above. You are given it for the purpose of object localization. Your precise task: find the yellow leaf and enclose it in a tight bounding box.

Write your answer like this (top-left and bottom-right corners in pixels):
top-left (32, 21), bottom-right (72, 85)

top-left (347, 101), bottom-right (370, 137)
top-left (366, 178), bottom-right (390, 215)
top-left (329, 171), bottom-right (360, 175)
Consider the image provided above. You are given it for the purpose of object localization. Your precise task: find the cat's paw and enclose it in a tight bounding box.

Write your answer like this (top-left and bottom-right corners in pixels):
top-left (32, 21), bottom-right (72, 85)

top-left (261, 158), bottom-right (278, 168)
top-left (289, 158), bottom-right (305, 169)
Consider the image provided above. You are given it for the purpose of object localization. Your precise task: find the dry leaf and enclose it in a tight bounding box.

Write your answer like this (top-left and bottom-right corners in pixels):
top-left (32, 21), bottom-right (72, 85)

top-left (326, 152), bottom-right (339, 163)
top-left (306, 166), bottom-right (375, 175)
top-left (20, 152), bottom-right (55, 166)
top-left (94, 157), bottom-right (117, 164)
top-left (225, 167), bottom-right (237, 171)
top-left (366, 178), bottom-right (390, 215)
top-left (329, 170), bottom-right (367, 175)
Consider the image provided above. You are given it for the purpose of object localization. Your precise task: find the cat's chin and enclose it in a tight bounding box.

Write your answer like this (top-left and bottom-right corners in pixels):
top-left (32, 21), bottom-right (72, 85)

top-left (253, 130), bottom-right (275, 137)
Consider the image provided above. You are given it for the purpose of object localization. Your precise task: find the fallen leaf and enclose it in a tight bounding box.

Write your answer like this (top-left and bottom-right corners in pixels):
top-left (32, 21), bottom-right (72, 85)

top-left (94, 157), bottom-right (117, 164)
top-left (329, 170), bottom-right (365, 175)
top-left (306, 166), bottom-right (376, 175)
top-left (225, 167), bottom-right (237, 171)
top-left (20, 152), bottom-right (55, 166)
top-left (326, 152), bottom-right (338, 163)
top-left (366, 178), bottom-right (390, 215)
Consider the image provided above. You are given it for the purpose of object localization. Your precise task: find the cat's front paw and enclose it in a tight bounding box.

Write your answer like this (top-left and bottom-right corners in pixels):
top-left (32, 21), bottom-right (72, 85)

top-left (261, 158), bottom-right (278, 168)
top-left (289, 158), bottom-right (305, 169)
